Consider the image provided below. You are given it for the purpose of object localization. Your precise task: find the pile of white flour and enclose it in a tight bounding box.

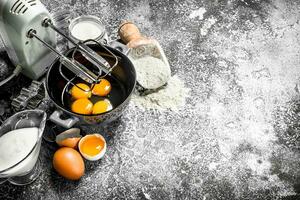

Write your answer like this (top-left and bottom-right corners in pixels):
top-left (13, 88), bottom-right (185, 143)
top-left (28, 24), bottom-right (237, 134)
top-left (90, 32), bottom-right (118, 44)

top-left (131, 75), bottom-right (189, 111)
top-left (132, 56), bottom-right (171, 90)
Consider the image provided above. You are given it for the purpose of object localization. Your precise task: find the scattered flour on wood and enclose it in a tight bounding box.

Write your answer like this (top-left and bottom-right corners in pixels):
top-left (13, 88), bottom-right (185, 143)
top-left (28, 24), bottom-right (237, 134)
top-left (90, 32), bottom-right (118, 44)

top-left (131, 75), bottom-right (189, 111)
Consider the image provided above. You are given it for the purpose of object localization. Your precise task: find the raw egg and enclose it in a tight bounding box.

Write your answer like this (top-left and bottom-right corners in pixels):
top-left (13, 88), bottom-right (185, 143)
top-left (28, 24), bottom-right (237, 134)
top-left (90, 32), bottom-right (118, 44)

top-left (71, 98), bottom-right (93, 115)
top-left (92, 99), bottom-right (112, 114)
top-left (78, 134), bottom-right (107, 161)
top-left (92, 79), bottom-right (111, 96)
top-left (71, 83), bottom-right (92, 99)
top-left (55, 128), bottom-right (82, 149)
top-left (53, 147), bottom-right (85, 180)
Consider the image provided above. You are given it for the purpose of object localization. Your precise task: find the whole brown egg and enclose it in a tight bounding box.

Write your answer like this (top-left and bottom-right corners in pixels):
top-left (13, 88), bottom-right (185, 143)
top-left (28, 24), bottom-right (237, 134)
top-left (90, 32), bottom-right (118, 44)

top-left (53, 147), bottom-right (85, 180)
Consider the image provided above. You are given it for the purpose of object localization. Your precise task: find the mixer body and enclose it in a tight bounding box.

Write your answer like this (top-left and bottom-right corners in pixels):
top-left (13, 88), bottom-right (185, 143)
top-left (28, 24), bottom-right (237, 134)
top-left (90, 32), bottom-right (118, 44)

top-left (0, 0), bottom-right (56, 79)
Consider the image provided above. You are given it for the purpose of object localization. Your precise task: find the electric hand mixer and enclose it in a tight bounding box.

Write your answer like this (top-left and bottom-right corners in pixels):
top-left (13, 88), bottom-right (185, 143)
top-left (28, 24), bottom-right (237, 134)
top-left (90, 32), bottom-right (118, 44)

top-left (0, 0), bottom-right (118, 89)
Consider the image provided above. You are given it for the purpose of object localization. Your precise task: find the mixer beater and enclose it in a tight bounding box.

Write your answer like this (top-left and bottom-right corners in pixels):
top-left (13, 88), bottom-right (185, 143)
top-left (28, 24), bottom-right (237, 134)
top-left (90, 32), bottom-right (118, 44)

top-left (27, 18), bottom-right (119, 85)
top-left (0, 0), bottom-right (119, 95)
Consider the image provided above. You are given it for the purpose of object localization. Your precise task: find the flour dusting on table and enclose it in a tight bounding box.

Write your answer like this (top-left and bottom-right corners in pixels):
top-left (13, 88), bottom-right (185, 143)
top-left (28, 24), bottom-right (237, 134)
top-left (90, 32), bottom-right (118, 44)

top-left (132, 75), bottom-right (189, 111)
top-left (189, 7), bottom-right (206, 20)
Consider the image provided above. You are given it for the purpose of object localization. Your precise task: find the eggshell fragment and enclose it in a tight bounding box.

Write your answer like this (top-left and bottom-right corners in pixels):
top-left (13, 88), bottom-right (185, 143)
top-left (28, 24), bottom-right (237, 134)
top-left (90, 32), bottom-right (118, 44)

top-left (53, 147), bottom-right (85, 180)
top-left (55, 128), bottom-right (82, 149)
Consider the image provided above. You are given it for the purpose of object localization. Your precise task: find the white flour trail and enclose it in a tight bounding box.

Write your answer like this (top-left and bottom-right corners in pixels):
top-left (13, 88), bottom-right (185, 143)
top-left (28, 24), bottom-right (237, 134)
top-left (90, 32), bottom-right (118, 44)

top-left (189, 7), bottom-right (206, 20)
top-left (131, 75), bottom-right (190, 111)
top-left (201, 17), bottom-right (217, 36)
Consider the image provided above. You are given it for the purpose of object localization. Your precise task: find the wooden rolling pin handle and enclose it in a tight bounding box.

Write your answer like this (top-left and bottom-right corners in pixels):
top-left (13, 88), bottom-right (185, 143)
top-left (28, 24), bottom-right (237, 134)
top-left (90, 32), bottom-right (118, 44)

top-left (118, 21), bottom-right (143, 44)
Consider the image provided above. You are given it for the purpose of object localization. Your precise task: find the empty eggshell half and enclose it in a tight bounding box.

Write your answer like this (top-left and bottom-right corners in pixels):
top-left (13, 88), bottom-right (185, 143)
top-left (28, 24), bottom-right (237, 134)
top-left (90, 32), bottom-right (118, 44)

top-left (56, 128), bottom-right (82, 149)
top-left (78, 134), bottom-right (107, 161)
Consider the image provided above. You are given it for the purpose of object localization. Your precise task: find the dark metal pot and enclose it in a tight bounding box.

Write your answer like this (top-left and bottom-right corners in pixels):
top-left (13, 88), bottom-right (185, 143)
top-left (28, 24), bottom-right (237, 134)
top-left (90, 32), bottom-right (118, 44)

top-left (46, 44), bottom-right (136, 128)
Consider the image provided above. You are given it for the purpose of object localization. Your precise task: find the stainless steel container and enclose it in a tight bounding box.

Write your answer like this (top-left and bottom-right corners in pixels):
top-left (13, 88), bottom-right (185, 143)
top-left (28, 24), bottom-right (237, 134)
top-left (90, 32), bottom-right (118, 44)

top-left (68, 15), bottom-right (108, 48)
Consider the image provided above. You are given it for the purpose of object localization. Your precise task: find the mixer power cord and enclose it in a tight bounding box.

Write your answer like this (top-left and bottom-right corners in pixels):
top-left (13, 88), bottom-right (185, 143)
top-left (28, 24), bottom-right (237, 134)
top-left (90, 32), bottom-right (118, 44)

top-left (0, 65), bottom-right (22, 87)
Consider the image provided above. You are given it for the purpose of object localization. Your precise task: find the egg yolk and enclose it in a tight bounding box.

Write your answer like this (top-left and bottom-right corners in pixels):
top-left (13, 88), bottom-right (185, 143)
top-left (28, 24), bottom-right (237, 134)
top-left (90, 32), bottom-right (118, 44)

top-left (92, 79), bottom-right (111, 96)
top-left (71, 83), bottom-right (92, 100)
top-left (92, 100), bottom-right (112, 114)
top-left (80, 135), bottom-right (105, 156)
top-left (71, 98), bottom-right (93, 115)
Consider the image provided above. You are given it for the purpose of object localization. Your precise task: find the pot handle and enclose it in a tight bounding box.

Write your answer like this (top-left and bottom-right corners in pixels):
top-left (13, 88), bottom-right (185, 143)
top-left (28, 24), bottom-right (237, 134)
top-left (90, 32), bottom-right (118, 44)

top-left (49, 110), bottom-right (79, 129)
top-left (109, 40), bottom-right (131, 55)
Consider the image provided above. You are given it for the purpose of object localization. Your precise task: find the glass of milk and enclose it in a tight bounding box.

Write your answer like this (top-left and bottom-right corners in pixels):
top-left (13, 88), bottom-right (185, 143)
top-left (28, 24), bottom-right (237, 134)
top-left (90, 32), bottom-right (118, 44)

top-left (0, 110), bottom-right (46, 185)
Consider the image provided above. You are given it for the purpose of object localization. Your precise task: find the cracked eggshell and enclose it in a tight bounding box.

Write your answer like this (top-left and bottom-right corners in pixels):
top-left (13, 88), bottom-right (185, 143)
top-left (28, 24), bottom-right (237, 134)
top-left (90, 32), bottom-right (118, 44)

top-left (56, 128), bottom-right (82, 149)
top-left (78, 134), bottom-right (107, 161)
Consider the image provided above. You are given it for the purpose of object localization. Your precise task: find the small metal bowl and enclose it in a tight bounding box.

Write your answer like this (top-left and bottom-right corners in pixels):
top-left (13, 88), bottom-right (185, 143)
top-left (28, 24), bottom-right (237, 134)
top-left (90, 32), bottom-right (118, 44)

top-left (68, 15), bottom-right (107, 47)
